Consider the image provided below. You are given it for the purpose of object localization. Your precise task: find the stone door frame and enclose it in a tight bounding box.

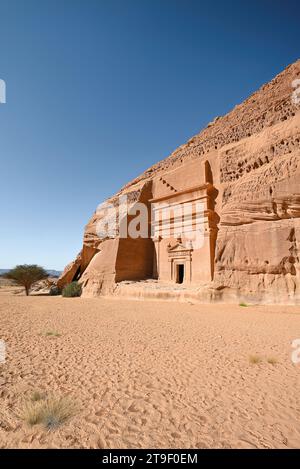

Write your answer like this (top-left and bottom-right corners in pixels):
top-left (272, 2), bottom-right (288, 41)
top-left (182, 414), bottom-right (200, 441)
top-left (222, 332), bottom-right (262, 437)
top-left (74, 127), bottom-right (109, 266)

top-left (167, 243), bottom-right (193, 283)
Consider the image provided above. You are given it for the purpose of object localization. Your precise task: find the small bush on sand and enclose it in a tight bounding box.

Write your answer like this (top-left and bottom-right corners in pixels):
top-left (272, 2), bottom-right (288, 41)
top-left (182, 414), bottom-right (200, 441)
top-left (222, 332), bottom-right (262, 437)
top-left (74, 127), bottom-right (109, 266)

top-left (239, 302), bottom-right (248, 307)
top-left (62, 281), bottom-right (82, 298)
top-left (21, 396), bottom-right (77, 430)
top-left (249, 355), bottom-right (262, 364)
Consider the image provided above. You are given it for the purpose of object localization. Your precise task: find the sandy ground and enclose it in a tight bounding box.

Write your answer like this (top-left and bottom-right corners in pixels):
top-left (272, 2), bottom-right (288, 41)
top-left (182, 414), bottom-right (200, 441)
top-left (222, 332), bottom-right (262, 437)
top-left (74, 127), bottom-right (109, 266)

top-left (0, 291), bottom-right (300, 449)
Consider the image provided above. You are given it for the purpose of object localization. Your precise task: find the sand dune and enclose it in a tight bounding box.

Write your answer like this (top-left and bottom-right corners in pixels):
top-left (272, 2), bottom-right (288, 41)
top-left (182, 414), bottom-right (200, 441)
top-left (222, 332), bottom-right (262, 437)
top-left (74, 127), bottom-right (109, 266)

top-left (0, 294), bottom-right (300, 448)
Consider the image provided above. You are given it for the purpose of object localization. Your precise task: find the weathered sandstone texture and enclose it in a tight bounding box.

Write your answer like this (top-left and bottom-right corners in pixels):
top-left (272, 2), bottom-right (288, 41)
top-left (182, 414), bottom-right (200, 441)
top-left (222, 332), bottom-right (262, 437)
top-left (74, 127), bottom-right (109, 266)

top-left (59, 60), bottom-right (300, 303)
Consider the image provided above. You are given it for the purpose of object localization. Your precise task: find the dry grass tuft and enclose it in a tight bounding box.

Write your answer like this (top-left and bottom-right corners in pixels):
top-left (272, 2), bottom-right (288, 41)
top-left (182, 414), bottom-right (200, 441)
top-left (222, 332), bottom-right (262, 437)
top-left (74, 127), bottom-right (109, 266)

top-left (267, 356), bottom-right (278, 365)
top-left (21, 400), bottom-right (45, 426)
top-left (45, 331), bottom-right (61, 337)
top-left (21, 396), bottom-right (77, 430)
top-left (249, 354), bottom-right (262, 364)
top-left (30, 391), bottom-right (44, 402)
top-left (42, 397), bottom-right (77, 430)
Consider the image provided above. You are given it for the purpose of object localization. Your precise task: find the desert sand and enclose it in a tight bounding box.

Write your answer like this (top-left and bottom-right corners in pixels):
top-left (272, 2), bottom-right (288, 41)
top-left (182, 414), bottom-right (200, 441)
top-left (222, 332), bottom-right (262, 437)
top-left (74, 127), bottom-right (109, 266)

top-left (0, 291), bottom-right (300, 449)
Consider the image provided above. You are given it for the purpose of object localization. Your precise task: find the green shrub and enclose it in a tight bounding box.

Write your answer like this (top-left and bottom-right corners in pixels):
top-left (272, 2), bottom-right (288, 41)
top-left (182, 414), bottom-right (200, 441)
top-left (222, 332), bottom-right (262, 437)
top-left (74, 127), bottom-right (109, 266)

top-left (62, 281), bottom-right (82, 298)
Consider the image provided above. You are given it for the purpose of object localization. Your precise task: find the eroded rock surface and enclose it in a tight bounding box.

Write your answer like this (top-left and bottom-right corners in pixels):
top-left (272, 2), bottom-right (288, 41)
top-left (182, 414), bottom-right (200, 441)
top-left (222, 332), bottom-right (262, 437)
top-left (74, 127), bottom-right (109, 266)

top-left (59, 60), bottom-right (300, 303)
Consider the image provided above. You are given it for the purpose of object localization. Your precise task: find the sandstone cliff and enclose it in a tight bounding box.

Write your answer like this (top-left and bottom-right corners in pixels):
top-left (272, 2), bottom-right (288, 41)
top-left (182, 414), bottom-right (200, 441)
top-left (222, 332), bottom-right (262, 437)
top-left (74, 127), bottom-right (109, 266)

top-left (59, 59), bottom-right (300, 303)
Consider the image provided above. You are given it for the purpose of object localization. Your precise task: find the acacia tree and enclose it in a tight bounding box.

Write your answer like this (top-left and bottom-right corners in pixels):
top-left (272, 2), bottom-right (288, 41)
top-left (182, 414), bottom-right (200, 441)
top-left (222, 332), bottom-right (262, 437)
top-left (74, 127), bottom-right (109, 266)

top-left (5, 264), bottom-right (48, 296)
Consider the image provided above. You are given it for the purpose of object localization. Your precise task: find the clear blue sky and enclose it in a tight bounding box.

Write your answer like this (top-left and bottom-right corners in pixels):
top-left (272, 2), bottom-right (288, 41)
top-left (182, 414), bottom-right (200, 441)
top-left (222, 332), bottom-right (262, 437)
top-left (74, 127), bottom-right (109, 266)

top-left (0, 0), bottom-right (299, 270)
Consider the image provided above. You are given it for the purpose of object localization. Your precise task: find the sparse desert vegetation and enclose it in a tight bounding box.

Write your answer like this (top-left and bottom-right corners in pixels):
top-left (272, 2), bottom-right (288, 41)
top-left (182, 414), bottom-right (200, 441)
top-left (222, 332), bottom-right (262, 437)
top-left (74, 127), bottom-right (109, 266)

top-left (267, 357), bottom-right (279, 365)
top-left (0, 295), bottom-right (299, 448)
top-left (30, 391), bottom-right (44, 402)
top-left (21, 395), bottom-right (77, 430)
top-left (44, 331), bottom-right (61, 337)
top-left (249, 354), bottom-right (262, 364)
top-left (62, 281), bottom-right (82, 298)
top-left (249, 355), bottom-right (279, 365)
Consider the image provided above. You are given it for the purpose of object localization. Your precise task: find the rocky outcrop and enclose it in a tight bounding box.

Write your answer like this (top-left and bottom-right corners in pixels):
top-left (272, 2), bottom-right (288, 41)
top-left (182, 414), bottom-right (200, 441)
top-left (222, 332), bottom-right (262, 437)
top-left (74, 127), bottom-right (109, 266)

top-left (59, 59), bottom-right (300, 303)
top-left (57, 245), bottom-right (97, 290)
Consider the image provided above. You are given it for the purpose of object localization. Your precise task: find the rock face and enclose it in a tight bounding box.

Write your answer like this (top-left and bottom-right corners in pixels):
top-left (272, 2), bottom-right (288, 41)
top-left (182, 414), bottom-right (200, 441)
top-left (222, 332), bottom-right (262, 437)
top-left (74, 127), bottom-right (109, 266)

top-left (59, 60), bottom-right (300, 303)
